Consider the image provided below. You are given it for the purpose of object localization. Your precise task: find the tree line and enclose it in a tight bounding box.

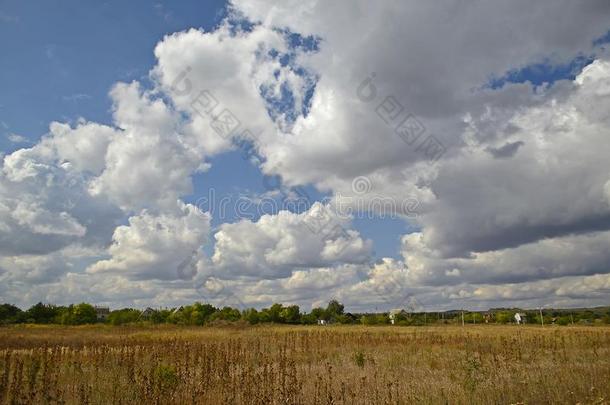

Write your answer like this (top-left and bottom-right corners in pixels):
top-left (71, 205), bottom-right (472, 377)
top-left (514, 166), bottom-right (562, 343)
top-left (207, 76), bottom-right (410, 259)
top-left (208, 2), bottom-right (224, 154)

top-left (1, 301), bottom-right (609, 326)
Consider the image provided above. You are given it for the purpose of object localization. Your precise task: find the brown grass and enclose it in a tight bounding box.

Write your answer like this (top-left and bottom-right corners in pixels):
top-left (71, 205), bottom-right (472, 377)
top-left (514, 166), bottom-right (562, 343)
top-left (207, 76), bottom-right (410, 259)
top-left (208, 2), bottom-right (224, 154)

top-left (0, 324), bottom-right (609, 404)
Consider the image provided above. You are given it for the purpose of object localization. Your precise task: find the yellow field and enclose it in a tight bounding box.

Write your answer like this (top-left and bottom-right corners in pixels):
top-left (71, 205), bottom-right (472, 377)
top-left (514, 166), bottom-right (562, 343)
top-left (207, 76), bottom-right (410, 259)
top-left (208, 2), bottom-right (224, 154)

top-left (1, 324), bottom-right (609, 404)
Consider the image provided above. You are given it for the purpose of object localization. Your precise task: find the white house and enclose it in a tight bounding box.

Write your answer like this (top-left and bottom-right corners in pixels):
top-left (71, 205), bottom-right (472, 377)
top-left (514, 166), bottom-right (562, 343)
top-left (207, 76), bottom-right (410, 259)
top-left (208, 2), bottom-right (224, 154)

top-left (389, 309), bottom-right (406, 325)
top-left (514, 312), bottom-right (527, 324)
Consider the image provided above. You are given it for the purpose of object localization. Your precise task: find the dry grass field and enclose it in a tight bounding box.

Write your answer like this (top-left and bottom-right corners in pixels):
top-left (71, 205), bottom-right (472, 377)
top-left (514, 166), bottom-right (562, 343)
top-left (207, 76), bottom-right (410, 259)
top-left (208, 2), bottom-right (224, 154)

top-left (0, 324), bottom-right (609, 404)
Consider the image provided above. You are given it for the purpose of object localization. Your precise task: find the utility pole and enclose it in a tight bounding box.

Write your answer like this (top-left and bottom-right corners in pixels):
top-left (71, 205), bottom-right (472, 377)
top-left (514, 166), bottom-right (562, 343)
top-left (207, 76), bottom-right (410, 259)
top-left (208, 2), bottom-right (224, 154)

top-left (461, 310), bottom-right (465, 327)
top-left (539, 307), bottom-right (544, 327)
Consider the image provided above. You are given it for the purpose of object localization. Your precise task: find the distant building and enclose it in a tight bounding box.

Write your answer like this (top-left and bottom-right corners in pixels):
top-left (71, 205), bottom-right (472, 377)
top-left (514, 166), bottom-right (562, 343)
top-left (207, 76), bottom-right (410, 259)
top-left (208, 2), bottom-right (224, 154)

top-left (94, 306), bottom-right (110, 321)
top-left (514, 312), bottom-right (526, 324)
top-left (483, 313), bottom-right (492, 324)
top-left (140, 307), bottom-right (156, 318)
top-left (317, 319), bottom-right (327, 325)
top-left (389, 309), bottom-right (406, 325)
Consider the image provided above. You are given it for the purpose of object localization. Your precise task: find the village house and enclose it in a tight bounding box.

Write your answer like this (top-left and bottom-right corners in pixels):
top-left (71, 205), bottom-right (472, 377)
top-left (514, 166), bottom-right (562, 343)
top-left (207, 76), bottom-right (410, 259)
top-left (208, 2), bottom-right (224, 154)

top-left (140, 307), bottom-right (156, 319)
top-left (94, 306), bottom-right (110, 321)
top-left (389, 309), bottom-right (406, 325)
top-left (514, 312), bottom-right (527, 324)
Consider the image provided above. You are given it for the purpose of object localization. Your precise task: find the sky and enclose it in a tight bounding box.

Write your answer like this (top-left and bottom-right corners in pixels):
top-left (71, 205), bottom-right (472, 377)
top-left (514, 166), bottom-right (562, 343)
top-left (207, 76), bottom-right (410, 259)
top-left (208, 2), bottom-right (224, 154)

top-left (1, 0), bottom-right (610, 311)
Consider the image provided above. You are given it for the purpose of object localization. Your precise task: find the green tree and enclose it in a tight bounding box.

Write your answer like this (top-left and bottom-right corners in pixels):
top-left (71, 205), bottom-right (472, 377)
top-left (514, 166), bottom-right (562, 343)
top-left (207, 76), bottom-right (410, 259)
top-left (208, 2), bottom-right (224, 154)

top-left (0, 304), bottom-right (22, 324)
top-left (361, 314), bottom-right (389, 325)
top-left (258, 308), bottom-right (272, 323)
top-left (26, 302), bottom-right (63, 324)
top-left (191, 302), bottom-right (217, 325)
top-left (310, 307), bottom-right (327, 321)
top-left (300, 312), bottom-right (317, 324)
top-left (494, 311), bottom-right (512, 324)
top-left (26, 302), bottom-right (46, 322)
top-left (150, 309), bottom-right (172, 324)
top-left (242, 308), bottom-right (260, 324)
top-left (267, 303), bottom-right (284, 323)
top-left (71, 303), bottom-right (97, 324)
top-left (376, 314), bottom-right (389, 324)
top-left (168, 307), bottom-right (188, 324)
top-left (326, 300), bottom-right (344, 319)
top-left (57, 303), bottom-right (97, 325)
top-left (108, 308), bottom-right (141, 325)
top-left (334, 314), bottom-right (352, 324)
top-left (280, 305), bottom-right (301, 323)
top-left (464, 312), bottom-right (484, 324)
top-left (210, 306), bottom-right (241, 322)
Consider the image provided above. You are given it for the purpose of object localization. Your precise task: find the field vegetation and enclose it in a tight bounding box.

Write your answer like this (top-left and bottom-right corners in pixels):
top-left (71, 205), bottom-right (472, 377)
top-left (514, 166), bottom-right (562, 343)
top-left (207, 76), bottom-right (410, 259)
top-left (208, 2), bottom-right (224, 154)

top-left (0, 324), bottom-right (609, 404)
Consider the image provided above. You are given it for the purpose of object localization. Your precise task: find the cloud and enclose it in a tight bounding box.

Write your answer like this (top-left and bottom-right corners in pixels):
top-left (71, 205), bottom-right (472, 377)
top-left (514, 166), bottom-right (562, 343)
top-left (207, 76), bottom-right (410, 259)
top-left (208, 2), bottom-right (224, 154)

top-left (485, 140), bottom-right (524, 158)
top-left (62, 93), bottom-right (91, 102)
top-left (0, 123), bottom-right (122, 256)
top-left (88, 82), bottom-right (205, 211)
top-left (6, 133), bottom-right (28, 144)
top-left (417, 59), bottom-right (610, 257)
top-left (11, 200), bottom-right (86, 237)
top-left (401, 230), bottom-right (610, 286)
top-left (210, 202), bottom-right (372, 279)
top-left (229, 0), bottom-right (610, 188)
top-left (87, 201), bottom-right (211, 281)
top-left (3, 2), bottom-right (610, 309)
top-left (0, 12), bottom-right (19, 23)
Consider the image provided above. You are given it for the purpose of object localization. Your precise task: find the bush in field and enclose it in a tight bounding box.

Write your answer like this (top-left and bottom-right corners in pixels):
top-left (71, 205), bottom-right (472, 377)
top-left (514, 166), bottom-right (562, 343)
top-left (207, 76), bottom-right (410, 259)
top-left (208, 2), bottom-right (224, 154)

top-left (108, 308), bottom-right (142, 325)
top-left (153, 364), bottom-right (179, 397)
top-left (353, 351), bottom-right (366, 368)
top-left (360, 314), bottom-right (389, 325)
top-left (334, 314), bottom-right (354, 324)
top-left (59, 303), bottom-right (97, 325)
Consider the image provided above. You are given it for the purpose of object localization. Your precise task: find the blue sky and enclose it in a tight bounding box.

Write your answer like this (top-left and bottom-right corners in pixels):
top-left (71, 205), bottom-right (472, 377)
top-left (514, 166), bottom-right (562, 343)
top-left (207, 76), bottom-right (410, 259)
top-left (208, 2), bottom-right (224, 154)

top-left (0, 0), bottom-right (226, 148)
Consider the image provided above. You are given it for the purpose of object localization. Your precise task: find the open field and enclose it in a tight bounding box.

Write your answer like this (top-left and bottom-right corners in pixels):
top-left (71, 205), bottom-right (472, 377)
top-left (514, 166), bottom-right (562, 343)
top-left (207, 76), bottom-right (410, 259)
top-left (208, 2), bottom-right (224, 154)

top-left (0, 325), bottom-right (609, 404)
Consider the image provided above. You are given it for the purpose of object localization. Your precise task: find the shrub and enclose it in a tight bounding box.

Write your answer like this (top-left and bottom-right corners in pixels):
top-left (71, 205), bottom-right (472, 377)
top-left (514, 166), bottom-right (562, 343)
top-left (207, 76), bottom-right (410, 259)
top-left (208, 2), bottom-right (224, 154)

top-left (354, 351), bottom-right (366, 368)
top-left (153, 364), bottom-right (179, 396)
